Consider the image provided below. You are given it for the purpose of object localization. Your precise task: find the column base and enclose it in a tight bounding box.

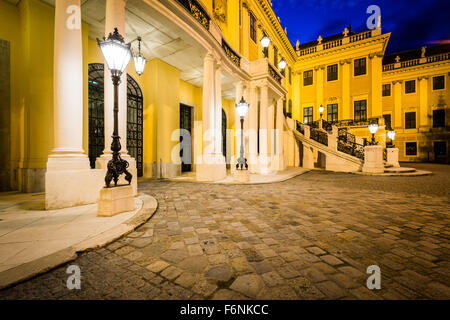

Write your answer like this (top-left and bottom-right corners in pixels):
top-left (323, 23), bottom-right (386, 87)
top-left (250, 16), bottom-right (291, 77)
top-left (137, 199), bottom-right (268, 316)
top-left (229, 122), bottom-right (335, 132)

top-left (45, 162), bottom-right (104, 210)
top-left (259, 154), bottom-right (274, 175)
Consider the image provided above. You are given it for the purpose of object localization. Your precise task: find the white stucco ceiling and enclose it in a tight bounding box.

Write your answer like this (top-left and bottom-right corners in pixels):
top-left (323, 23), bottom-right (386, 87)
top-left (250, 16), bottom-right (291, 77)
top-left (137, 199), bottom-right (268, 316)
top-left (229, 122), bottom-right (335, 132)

top-left (40, 0), bottom-right (236, 99)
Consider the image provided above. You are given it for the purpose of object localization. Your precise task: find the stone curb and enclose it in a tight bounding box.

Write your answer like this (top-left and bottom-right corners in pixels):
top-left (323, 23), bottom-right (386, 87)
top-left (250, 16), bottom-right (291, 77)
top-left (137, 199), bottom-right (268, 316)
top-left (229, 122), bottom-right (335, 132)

top-left (354, 170), bottom-right (432, 177)
top-left (168, 169), bottom-right (310, 185)
top-left (0, 194), bottom-right (158, 290)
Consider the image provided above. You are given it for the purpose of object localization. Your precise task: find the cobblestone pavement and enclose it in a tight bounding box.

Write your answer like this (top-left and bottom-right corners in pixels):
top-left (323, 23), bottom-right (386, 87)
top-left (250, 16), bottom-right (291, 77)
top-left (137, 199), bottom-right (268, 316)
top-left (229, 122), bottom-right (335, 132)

top-left (0, 163), bottom-right (449, 300)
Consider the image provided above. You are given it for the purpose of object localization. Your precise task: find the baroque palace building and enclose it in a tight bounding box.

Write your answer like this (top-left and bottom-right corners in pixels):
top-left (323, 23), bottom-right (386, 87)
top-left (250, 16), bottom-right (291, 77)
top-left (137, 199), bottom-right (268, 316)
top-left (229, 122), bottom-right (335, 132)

top-left (0, 0), bottom-right (449, 207)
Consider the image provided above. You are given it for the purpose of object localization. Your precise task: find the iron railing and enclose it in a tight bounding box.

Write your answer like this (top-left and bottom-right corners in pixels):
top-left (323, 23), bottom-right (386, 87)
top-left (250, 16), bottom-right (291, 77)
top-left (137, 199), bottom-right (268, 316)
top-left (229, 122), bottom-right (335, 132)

top-left (310, 128), bottom-right (328, 146)
top-left (269, 64), bottom-right (282, 84)
top-left (337, 128), bottom-right (365, 160)
top-left (322, 119), bottom-right (333, 133)
top-left (334, 118), bottom-right (379, 128)
top-left (176, 0), bottom-right (210, 30)
top-left (296, 120), bottom-right (305, 135)
top-left (222, 40), bottom-right (241, 67)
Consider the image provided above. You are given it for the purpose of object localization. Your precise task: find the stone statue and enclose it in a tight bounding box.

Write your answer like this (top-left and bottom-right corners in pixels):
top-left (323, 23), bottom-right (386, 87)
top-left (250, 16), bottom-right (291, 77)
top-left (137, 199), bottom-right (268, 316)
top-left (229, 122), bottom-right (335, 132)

top-left (213, 0), bottom-right (227, 23)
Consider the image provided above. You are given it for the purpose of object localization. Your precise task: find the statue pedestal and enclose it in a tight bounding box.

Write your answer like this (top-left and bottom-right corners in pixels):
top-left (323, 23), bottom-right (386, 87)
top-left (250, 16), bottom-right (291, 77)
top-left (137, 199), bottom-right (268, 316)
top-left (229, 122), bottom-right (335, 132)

top-left (362, 145), bottom-right (384, 174)
top-left (98, 185), bottom-right (135, 217)
top-left (234, 170), bottom-right (250, 183)
top-left (386, 148), bottom-right (400, 168)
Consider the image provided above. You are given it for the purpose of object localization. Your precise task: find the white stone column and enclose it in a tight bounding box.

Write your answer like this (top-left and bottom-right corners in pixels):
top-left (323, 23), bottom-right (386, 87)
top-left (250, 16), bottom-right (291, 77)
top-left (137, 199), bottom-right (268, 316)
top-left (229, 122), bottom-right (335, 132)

top-left (214, 63), bottom-right (224, 161)
top-left (248, 84), bottom-right (258, 172)
top-left (259, 83), bottom-right (271, 174)
top-left (196, 52), bottom-right (226, 181)
top-left (362, 145), bottom-right (384, 173)
top-left (274, 98), bottom-right (285, 171)
top-left (103, 0), bottom-right (128, 156)
top-left (48, 0), bottom-right (88, 167)
top-left (46, 0), bottom-right (104, 210)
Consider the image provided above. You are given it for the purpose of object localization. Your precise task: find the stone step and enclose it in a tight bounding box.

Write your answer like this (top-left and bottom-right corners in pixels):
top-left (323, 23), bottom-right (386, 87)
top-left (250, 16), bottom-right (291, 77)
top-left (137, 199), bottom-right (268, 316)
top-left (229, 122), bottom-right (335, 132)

top-left (384, 167), bottom-right (417, 174)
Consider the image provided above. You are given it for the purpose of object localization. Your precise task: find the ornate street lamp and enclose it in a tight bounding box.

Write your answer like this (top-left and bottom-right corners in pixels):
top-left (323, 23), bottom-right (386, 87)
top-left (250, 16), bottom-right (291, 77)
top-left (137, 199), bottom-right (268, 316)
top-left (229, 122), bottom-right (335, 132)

top-left (387, 130), bottom-right (396, 148)
top-left (278, 58), bottom-right (287, 76)
top-left (368, 123), bottom-right (379, 145)
top-left (260, 34), bottom-right (270, 58)
top-left (97, 28), bottom-right (133, 188)
top-left (236, 97), bottom-right (249, 170)
top-left (318, 105), bottom-right (324, 120)
top-left (133, 36), bottom-right (146, 76)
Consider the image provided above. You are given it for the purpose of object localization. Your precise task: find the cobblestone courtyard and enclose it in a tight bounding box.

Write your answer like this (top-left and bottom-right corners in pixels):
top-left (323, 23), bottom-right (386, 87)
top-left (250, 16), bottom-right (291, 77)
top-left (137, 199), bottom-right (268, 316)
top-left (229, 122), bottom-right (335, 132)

top-left (1, 163), bottom-right (449, 300)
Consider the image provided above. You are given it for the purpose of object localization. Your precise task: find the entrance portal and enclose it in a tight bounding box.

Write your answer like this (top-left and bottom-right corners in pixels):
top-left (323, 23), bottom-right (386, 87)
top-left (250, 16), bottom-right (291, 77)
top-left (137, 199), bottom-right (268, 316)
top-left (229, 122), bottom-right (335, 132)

top-left (180, 104), bottom-right (192, 172)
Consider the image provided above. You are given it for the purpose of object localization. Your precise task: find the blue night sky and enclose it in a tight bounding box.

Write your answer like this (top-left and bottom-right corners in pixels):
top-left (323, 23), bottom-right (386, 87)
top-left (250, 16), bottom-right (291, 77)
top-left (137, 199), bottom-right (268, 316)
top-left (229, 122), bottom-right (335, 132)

top-left (272, 0), bottom-right (450, 54)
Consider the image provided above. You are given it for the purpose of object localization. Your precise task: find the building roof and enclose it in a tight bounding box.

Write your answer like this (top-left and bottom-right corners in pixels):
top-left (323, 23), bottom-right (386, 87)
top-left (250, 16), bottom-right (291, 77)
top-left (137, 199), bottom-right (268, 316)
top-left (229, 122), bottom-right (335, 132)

top-left (296, 25), bottom-right (358, 50)
top-left (383, 43), bottom-right (450, 65)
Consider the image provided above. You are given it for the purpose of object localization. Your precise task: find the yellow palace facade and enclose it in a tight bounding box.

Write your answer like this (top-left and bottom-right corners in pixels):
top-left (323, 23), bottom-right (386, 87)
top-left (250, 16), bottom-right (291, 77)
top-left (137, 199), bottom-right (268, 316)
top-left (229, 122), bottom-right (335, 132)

top-left (0, 0), bottom-right (449, 206)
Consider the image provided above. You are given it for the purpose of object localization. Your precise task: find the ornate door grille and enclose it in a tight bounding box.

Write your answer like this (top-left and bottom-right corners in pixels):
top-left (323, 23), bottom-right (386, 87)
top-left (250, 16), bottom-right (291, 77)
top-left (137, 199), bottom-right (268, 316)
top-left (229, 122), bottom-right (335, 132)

top-left (88, 63), bottom-right (144, 177)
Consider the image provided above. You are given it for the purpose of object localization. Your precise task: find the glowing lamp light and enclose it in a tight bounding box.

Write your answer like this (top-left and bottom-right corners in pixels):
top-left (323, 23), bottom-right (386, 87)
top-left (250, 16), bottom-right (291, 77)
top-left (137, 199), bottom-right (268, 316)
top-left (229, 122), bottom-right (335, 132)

top-left (368, 123), bottom-right (379, 135)
top-left (278, 58), bottom-right (287, 70)
top-left (97, 28), bottom-right (131, 77)
top-left (387, 130), bottom-right (396, 141)
top-left (260, 35), bottom-right (271, 48)
top-left (133, 37), bottom-right (146, 76)
top-left (318, 105), bottom-right (325, 114)
top-left (236, 96), bottom-right (249, 118)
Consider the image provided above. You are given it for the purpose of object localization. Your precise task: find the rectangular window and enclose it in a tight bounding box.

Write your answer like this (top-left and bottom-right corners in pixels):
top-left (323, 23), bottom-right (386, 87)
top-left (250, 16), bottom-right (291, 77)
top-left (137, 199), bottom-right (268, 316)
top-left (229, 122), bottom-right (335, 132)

top-left (405, 112), bottom-right (416, 129)
top-left (405, 142), bottom-right (417, 156)
top-left (303, 107), bottom-right (313, 124)
top-left (273, 46), bottom-right (278, 68)
top-left (354, 58), bottom-right (366, 76)
top-left (383, 114), bottom-right (392, 130)
top-left (433, 75), bottom-right (445, 90)
top-left (382, 84), bottom-right (391, 96)
top-left (327, 104), bottom-right (338, 122)
top-left (289, 67), bottom-right (292, 84)
top-left (354, 100), bottom-right (367, 122)
top-left (303, 70), bottom-right (313, 86)
top-left (327, 64), bottom-right (338, 81)
top-left (405, 80), bottom-right (416, 93)
top-left (249, 12), bottom-right (256, 42)
top-left (434, 141), bottom-right (447, 157)
top-left (433, 109), bottom-right (445, 128)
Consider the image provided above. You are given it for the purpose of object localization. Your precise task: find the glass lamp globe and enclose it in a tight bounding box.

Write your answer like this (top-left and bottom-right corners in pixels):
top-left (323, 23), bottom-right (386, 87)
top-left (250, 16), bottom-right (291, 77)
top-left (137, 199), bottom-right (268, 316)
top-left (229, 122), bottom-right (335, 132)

top-left (236, 97), bottom-right (249, 118)
top-left (278, 58), bottom-right (287, 70)
top-left (260, 35), bottom-right (271, 48)
top-left (133, 53), bottom-right (146, 76)
top-left (368, 123), bottom-right (379, 135)
top-left (97, 28), bottom-right (131, 77)
top-left (387, 130), bottom-right (396, 141)
top-left (318, 105), bottom-right (325, 114)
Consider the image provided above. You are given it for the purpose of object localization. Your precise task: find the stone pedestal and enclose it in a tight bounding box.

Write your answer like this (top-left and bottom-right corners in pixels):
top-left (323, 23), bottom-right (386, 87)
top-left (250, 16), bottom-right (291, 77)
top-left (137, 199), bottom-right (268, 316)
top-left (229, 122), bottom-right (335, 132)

top-left (362, 145), bottom-right (384, 173)
top-left (234, 169), bottom-right (250, 183)
top-left (386, 148), bottom-right (400, 168)
top-left (98, 185), bottom-right (135, 217)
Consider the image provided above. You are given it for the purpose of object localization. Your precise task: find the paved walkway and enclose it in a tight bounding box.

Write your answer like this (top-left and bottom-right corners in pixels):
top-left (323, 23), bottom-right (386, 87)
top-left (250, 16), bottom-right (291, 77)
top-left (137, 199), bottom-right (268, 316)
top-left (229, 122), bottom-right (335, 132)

top-left (0, 163), bottom-right (449, 299)
top-left (0, 192), bottom-right (157, 289)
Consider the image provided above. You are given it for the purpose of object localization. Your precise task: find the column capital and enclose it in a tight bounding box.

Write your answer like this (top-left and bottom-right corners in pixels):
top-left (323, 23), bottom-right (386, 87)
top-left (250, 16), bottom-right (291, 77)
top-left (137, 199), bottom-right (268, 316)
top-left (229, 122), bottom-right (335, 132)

top-left (418, 76), bottom-right (429, 81)
top-left (204, 51), bottom-right (215, 62)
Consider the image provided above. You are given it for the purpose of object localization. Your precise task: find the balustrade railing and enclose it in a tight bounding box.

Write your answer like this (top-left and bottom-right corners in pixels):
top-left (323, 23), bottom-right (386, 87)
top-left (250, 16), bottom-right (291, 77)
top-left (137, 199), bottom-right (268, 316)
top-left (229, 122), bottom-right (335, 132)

top-left (176, 0), bottom-right (210, 30)
top-left (296, 120), bottom-right (305, 135)
top-left (222, 40), bottom-right (241, 67)
top-left (322, 119), bottom-right (333, 133)
top-left (383, 52), bottom-right (450, 71)
top-left (268, 64), bottom-right (282, 84)
top-left (337, 129), bottom-right (365, 160)
top-left (334, 118), bottom-right (379, 128)
top-left (310, 128), bottom-right (328, 146)
top-left (349, 30), bottom-right (371, 43)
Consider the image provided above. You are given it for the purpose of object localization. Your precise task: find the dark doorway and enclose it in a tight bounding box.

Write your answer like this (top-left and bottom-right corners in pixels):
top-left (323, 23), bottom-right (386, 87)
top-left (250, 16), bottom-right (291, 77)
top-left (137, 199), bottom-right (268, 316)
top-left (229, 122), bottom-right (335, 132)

top-left (434, 141), bottom-right (447, 163)
top-left (222, 109), bottom-right (227, 160)
top-left (88, 63), bottom-right (144, 177)
top-left (180, 104), bottom-right (192, 172)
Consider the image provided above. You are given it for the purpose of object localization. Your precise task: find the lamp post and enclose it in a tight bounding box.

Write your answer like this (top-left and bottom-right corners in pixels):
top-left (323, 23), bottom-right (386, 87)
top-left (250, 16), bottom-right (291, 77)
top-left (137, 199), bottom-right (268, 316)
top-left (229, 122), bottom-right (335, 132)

top-left (368, 123), bottom-right (379, 145)
top-left (387, 130), bottom-right (396, 148)
top-left (318, 105), bottom-right (324, 120)
top-left (260, 35), bottom-right (270, 58)
top-left (236, 97), bottom-right (249, 170)
top-left (97, 28), bottom-right (133, 188)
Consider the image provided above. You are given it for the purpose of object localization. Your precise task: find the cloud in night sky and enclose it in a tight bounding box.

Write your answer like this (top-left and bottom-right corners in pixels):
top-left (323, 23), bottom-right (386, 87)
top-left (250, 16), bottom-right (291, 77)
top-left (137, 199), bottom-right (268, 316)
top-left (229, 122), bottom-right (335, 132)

top-left (272, 0), bottom-right (450, 54)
